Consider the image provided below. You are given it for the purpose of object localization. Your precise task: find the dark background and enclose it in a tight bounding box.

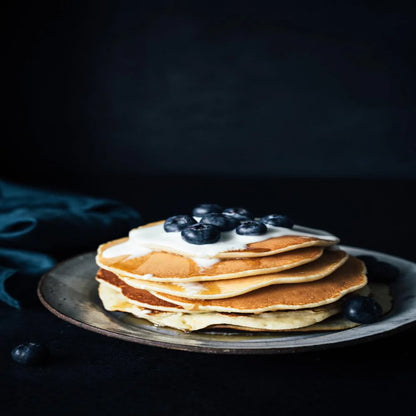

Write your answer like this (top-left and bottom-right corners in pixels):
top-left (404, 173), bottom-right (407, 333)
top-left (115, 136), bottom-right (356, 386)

top-left (3, 0), bottom-right (416, 185)
top-left (2, 2), bottom-right (416, 416)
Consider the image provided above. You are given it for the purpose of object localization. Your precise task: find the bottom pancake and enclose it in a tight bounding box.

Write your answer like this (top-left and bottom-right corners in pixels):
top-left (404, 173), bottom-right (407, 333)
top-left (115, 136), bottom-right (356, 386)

top-left (97, 282), bottom-right (391, 332)
top-left (211, 283), bottom-right (391, 332)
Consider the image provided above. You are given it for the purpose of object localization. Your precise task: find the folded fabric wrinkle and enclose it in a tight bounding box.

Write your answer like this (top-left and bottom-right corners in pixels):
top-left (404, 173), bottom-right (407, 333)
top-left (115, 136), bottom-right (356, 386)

top-left (0, 180), bottom-right (142, 308)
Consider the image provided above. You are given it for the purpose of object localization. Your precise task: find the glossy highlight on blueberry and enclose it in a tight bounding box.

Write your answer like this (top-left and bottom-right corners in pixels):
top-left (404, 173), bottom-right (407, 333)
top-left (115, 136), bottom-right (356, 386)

top-left (164, 215), bottom-right (196, 232)
top-left (342, 295), bottom-right (383, 324)
top-left (261, 214), bottom-right (294, 228)
top-left (11, 342), bottom-right (49, 366)
top-left (181, 223), bottom-right (221, 245)
top-left (200, 213), bottom-right (239, 231)
top-left (192, 204), bottom-right (223, 217)
top-left (222, 207), bottom-right (253, 221)
top-left (236, 220), bottom-right (267, 236)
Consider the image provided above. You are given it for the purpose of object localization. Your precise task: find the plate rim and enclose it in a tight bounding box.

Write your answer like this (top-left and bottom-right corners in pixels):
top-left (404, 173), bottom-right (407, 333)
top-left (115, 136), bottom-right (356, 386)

top-left (37, 246), bottom-right (416, 354)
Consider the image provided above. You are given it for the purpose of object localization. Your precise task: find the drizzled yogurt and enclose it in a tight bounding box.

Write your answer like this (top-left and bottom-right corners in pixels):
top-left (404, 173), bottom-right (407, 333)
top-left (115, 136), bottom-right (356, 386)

top-left (102, 221), bottom-right (338, 262)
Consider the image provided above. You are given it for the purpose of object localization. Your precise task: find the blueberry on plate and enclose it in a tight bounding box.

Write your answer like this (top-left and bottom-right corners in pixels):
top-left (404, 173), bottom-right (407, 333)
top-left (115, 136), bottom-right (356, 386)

top-left (11, 342), bottom-right (49, 366)
top-left (181, 223), bottom-right (221, 245)
top-left (192, 204), bottom-right (223, 217)
top-left (236, 220), bottom-right (267, 236)
top-left (342, 295), bottom-right (383, 324)
top-left (164, 215), bottom-right (196, 232)
top-left (261, 214), bottom-right (294, 228)
top-left (200, 213), bottom-right (239, 231)
top-left (222, 207), bottom-right (254, 221)
top-left (357, 255), bottom-right (399, 283)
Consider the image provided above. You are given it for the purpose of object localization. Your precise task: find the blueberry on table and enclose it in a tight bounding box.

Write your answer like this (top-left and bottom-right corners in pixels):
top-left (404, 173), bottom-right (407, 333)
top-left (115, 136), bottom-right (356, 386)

top-left (261, 214), bottom-right (294, 228)
top-left (11, 342), bottom-right (49, 366)
top-left (192, 204), bottom-right (223, 217)
top-left (200, 213), bottom-right (239, 231)
top-left (222, 207), bottom-right (254, 221)
top-left (236, 220), bottom-right (267, 236)
top-left (164, 215), bottom-right (197, 232)
top-left (342, 295), bottom-right (383, 324)
top-left (357, 255), bottom-right (399, 283)
top-left (181, 223), bottom-right (221, 245)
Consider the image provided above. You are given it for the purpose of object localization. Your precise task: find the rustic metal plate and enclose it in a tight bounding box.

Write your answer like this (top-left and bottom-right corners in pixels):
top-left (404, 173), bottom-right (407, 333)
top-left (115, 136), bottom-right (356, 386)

top-left (38, 246), bottom-right (416, 354)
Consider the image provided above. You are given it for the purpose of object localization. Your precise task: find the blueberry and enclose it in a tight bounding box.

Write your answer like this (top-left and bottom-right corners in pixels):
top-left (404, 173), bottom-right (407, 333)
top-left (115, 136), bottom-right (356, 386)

top-left (164, 215), bottom-right (196, 232)
top-left (342, 295), bottom-right (383, 324)
top-left (222, 207), bottom-right (254, 221)
top-left (200, 213), bottom-right (239, 231)
top-left (181, 223), bottom-right (221, 245)
top-left (261, 214), bottom-right (294, 228)
top-left (236, 220), bottom-right (267, 236)
top-left (357, 255), bottom-right (399, 283)
top-left (192, 204), bottom-right (223, 217)
top-left (11, 342), bottom-right (49, 366)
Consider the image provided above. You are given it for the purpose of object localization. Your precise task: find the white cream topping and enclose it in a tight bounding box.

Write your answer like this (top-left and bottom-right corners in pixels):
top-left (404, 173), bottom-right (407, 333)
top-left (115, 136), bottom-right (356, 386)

top-left (128, 222), bottom-right (337, 258)
top-left (102, 222), bottom-right (338, 263)
top-left (101, 239), bottom-right (152, 258)
top-left (190, 256), bottom-right (220, 268)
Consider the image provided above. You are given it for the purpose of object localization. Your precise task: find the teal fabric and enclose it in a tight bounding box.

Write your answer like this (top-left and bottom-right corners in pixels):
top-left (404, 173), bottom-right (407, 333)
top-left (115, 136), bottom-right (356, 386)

top-left (0, 180), bottom-right (141, 308)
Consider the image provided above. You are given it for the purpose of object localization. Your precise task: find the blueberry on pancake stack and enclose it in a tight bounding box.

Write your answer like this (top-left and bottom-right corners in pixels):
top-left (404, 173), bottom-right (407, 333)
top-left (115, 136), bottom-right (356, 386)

top-left (95, 205), bottom-right (392, 332)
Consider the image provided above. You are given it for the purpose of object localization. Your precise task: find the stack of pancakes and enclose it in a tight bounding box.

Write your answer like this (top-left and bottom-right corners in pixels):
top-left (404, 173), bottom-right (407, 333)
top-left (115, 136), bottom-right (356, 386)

top-left (95, 221), bottom-right (390, 332)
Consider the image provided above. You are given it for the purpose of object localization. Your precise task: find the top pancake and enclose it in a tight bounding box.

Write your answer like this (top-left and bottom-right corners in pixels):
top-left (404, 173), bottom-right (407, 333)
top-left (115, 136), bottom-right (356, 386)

top-left (97, 242), bottom-right (324, 282)
top-left (217, 235), bottom-right (336, 258)
top-left (102, 220), bottom-right (338, 260)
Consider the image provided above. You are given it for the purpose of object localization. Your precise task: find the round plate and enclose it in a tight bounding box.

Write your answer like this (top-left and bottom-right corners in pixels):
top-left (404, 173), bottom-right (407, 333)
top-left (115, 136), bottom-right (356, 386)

top-left (37, 246), bottom-right (416, 354)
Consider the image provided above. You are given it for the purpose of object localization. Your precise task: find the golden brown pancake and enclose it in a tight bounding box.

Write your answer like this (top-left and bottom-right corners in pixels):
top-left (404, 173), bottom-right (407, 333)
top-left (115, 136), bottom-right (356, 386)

top-left (96, 270), bottom-right (186, 312)
top-left (97, 282), bottom-right (342, 331)
top-left (97, 281), bottom-right (391, 332)
top-left (94, 219), bottom-right (390, 333)
top-left (106, 220), bottom-right (338, 259)
top-left (217, 235), bottom-right (335, 258)
top-left (97, 243), bottom-right (324, 282)
top-left (212, 283), bottom-right (391, 332)
top-left (97, 256), bottom-right (367, 313)
top-left (150, 257), bottom-right (367, 312)
top-left (118, 249), bottom-right (348, 299)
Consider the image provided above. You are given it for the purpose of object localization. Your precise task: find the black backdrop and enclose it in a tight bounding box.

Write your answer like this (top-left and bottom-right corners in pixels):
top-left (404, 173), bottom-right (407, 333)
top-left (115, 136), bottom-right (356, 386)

top-left (2, 3), bottom-right (416, 415)
top-left (3, 0), bottom-right (416, 184)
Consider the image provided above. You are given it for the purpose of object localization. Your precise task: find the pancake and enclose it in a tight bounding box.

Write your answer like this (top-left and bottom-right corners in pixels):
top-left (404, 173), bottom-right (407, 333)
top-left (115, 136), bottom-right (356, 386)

top-left (97, 256), bottom-right (367, 313)
top-left (150, 257), bottom-right (367, 312)
top-left (297, 283), bottom-right (392, 331)
top-left (95, 214), bottom-right (392, 333)
top-left (97, 243), bottom-right (324, 282)
top-left (218, 235), bottom-right (335, 258)
top-left (216, 283), bottom-right (391, 332)
top-left (97, 272), bottom-right (186, 313)
top-left (98, 282), bottom-right (342, 331)
top-left (100, 220), bottom-right (338, 261)
top-left (97, 282), bottom-right (391, 332)
top-left (118, 249), bottom-right (348, 299)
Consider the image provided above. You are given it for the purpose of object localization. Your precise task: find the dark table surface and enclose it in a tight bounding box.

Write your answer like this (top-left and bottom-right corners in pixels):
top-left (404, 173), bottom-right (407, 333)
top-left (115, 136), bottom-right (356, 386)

top-left (1, 176), bottom-right (415, 416)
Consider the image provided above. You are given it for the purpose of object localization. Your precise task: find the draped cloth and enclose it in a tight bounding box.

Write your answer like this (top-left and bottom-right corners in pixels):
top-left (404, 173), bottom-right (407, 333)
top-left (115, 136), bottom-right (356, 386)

top-left (0, 180), bottom-right (141, 307)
